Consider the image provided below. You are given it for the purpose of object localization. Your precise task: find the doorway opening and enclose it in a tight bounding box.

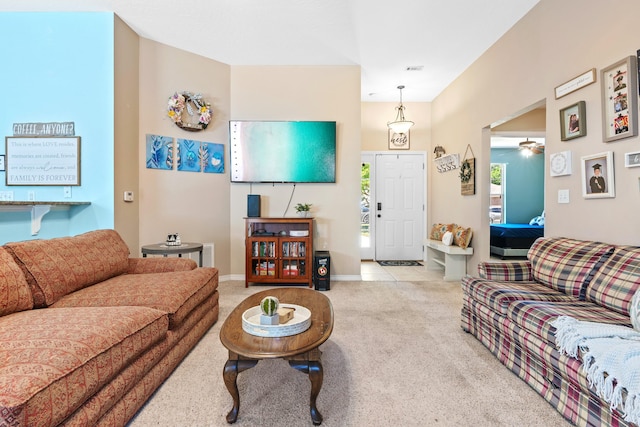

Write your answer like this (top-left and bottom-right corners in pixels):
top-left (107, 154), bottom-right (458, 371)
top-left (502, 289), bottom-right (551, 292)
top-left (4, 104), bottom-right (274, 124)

top-left (490, 163), bottom-right (505, 224)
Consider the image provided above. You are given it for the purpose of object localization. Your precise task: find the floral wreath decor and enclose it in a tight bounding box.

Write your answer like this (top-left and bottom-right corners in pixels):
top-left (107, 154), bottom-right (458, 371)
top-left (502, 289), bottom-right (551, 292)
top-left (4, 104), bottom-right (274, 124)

top-left (167, 91), bottom-right (212, 131)
top-left (459, 160), bottom-right (472, 183)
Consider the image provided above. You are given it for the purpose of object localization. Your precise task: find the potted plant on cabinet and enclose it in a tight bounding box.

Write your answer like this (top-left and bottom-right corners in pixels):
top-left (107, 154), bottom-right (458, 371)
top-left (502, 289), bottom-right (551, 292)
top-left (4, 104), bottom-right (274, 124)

top-left (295, 203), bottom-right (312, 217)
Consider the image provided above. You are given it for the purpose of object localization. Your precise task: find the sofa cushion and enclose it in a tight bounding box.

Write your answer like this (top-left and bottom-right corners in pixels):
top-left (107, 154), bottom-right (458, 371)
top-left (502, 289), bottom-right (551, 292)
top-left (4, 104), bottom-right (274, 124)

top-left (4, 229), bottom-right (130, 307)
top-left (585, 245), bottom-right (640, 316)
top-left (477, 260), bottom-right (533, 281)
top-left (127, 256), bottom-right (197, 274)
top-left (507, 300), bottom-right (630, 346)
top-left (527, 237), bottom-right (614, 298)
top-left (0, 247), bottom-right (33, 316)
top-left (0, 306), bottom-right (167, 427)
top-left (51, 267), bottom-right (219, 329)
top-left (462, 276), bottom-right (576, 315)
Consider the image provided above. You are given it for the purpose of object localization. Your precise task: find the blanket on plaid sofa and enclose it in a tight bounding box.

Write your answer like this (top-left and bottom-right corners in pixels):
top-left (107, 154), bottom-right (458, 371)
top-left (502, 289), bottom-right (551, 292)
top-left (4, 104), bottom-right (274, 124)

top-left (553, 315), bottom-right (640, 426)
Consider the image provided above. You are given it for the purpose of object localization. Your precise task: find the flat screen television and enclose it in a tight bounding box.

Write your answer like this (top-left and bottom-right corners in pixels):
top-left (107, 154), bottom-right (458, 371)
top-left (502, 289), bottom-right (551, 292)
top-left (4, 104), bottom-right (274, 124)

top-left (229, 120), bottom-right (336, 183)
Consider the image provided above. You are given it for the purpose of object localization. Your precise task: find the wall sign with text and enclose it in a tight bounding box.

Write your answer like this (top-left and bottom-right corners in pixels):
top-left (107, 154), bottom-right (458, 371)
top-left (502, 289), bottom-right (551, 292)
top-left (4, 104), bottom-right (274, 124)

top-left (5, 136), bottom-right (81, 186)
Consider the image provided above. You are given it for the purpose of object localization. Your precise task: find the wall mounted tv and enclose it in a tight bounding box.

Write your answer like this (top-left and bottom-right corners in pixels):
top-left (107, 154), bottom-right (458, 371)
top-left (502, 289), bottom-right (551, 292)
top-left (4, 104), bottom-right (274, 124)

top-left (230, 120), bottom-right (336, 183)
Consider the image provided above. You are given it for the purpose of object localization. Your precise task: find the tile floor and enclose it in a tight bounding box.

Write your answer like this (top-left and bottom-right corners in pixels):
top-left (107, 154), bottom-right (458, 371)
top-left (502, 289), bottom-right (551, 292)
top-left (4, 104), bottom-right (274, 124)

top-left (360, 261), bottom-right (445, 281)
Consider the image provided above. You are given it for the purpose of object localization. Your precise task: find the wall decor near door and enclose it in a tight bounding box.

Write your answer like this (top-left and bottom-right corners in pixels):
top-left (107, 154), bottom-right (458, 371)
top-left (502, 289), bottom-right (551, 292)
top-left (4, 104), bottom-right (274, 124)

top-left (388, 130), bottom-right (410, 150)
top-left (435, 153), bottom-right (460, 173)
top-left (460, 144), bottom-right (475, 195)
top-left (601, 56), bottom-right (638, 142)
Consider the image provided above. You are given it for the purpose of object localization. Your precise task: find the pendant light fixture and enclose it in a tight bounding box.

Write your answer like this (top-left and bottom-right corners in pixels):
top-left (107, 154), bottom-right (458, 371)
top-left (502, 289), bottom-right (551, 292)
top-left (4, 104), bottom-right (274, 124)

top-left (387, 85), bottom-right (414, 134)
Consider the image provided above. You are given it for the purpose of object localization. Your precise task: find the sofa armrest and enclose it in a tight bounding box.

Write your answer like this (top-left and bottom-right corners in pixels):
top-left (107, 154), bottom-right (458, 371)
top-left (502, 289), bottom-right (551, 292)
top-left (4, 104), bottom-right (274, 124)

top-left (477, 261), bottom-right (533, 281)
top-left (127, 257), bottom-right (197, 274)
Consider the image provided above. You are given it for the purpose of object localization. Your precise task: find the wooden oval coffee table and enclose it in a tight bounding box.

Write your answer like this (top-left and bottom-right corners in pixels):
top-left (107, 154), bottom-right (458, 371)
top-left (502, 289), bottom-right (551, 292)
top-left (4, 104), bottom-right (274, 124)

top-left (220, 288), bottom-right (334, 425)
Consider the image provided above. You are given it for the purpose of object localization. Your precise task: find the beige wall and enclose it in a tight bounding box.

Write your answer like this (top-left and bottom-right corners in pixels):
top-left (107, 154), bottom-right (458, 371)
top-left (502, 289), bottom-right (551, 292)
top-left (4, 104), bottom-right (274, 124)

top-left (361, 102), bottom-right (431, 152)
top-left (113, 16), bottom-right (140, 253)
top-left (138, 39), bottom-right (232, 274)
top-left (431, 0), bottom-right (640, 268)
top-left (229, 66), bottom-right (362, 279)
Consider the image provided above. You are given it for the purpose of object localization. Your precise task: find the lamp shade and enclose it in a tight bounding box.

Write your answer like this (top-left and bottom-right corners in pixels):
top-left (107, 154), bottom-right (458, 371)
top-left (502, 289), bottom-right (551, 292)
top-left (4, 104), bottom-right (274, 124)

top-left (388, 119), bottom-right (414, 134)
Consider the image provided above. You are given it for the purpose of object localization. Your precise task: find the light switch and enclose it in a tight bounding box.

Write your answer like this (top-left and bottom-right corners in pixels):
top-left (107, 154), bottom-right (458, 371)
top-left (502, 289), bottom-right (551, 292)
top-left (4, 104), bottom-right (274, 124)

top-left (558, 189), bottom-right (570, 204)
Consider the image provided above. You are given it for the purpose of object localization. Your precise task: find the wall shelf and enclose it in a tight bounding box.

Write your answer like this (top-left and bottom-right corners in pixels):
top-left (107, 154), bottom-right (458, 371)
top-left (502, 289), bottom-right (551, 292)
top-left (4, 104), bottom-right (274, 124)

top-left (0, 201), bottom-right (91, 235)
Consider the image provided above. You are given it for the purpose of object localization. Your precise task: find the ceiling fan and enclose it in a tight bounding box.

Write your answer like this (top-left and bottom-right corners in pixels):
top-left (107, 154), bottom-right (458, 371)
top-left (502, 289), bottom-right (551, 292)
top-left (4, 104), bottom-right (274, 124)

top-left (519, 139), bottom-right (545, 155)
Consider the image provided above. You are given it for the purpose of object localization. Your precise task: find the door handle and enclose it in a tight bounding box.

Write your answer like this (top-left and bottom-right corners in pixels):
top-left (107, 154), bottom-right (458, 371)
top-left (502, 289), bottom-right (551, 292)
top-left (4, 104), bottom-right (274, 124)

top-left (377, 202), bottom-right (382, 211)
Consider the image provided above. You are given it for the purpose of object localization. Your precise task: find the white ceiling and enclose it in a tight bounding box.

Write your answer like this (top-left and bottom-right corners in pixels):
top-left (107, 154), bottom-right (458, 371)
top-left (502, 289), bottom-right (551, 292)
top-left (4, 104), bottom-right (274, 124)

top-left (0, 0), bottom-right (539, 102)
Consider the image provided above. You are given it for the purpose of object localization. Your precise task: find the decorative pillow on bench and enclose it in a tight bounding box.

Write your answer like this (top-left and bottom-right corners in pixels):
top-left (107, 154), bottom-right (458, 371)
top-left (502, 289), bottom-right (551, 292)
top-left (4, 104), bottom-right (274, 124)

top-left (453, 225), bottom-right (473, 249)
top-left (429, 223), bottom-right (473, 249)
top-left (429, 223), bottom-right (454, 241)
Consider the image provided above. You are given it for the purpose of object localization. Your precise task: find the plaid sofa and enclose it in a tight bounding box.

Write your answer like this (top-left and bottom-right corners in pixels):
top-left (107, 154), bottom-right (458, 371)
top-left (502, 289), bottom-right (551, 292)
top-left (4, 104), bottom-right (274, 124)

top-left (0, 229), bottom-right (219, 427)
top-left (462, 237), bottom-right (640, 427)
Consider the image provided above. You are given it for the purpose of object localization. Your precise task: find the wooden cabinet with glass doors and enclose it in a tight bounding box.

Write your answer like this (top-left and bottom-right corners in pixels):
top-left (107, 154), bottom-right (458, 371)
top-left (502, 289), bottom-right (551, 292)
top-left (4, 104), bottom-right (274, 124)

top-left (244, 217), bottom-right (313, 287)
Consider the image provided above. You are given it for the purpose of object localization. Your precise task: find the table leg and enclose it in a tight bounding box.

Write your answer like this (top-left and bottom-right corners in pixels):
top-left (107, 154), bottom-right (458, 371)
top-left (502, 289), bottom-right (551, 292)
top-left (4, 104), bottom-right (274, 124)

top-left (199, 249), bottom-right (203, 267)
top-left (223, 356), bottom-right (258, 424)
top-left (289, 350), bottom-right (324, 425)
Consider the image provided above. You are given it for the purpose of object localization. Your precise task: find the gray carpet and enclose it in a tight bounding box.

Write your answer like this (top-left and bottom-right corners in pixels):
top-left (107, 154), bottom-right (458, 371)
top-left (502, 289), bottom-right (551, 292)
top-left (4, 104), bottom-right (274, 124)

top-left (128, 280), bottom-right (571, 426)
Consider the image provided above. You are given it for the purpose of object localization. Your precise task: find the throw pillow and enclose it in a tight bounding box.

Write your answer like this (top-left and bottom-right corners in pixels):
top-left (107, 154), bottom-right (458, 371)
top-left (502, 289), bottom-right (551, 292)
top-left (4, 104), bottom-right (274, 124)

top-left (429, 223), bottom-right (453, 241)
top-left (442, 231), bottom-right (453, 246)
top-left (453, 226), bottom-right (473, 249)
top-left (631, 288), bottom-right (640, 331)
top-left (529, 215), bottom-right (544, 226)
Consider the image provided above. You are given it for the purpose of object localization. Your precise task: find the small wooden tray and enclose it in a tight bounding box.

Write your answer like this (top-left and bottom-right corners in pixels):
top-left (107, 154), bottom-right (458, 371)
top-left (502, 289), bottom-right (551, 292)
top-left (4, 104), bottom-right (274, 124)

top-left (242, 304), bottom-right (311, 337)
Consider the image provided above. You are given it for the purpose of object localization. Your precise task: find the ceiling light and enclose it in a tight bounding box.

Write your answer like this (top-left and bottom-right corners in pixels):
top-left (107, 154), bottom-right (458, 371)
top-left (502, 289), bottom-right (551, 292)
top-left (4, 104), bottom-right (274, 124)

top-left (387, 85), bottom-right (414, 134)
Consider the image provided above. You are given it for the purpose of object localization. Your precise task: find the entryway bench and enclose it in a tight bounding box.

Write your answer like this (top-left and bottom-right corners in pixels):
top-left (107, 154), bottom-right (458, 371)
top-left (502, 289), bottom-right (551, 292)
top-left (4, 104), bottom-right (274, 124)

top-left (425, 239), bottom-right (473, 281)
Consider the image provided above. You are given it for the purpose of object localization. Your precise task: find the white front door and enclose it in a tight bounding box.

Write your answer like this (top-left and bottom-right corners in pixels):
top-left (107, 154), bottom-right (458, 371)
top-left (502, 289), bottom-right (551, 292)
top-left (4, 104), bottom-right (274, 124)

top-left (374, 153), bottom-right (425, 261)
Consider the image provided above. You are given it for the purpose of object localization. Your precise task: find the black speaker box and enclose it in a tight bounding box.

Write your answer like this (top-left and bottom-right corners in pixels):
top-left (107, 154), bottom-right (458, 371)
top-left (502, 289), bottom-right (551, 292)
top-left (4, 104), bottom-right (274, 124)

top-left (247, 194), bottom-right (261, 217)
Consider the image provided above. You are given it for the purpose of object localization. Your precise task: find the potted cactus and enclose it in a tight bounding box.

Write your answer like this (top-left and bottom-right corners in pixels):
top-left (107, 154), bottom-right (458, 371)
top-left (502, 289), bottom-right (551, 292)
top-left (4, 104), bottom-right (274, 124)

top-left (259, 296), bottom-right (280, 325)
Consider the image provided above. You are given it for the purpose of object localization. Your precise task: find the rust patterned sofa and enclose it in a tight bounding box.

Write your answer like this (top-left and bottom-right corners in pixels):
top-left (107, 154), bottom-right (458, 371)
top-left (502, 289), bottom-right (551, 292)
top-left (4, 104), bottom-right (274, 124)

top-left (0, 229), bottom-right (219, 426)
top-left (462, 237), bottom-right (640, 427)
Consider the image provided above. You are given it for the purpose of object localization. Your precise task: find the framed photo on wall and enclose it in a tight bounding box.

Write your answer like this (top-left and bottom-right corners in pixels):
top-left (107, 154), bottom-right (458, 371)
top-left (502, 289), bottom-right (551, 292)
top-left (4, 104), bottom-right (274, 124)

top-left (560, 101), bottom-right (586, 141)
top-left (581, 151), bottom-right (615, 199)
top-left (388, 130), bottom-right (410, 150)
top-left (0, 155), bottom-right (4, 172)
top-left (601, 56), bottom-right (638, 142)
top-left (625, 151), bottom-right (640, 168)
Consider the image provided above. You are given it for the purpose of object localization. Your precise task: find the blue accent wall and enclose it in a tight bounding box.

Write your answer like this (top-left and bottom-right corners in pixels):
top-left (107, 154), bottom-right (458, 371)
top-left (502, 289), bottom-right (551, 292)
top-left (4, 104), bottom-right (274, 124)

top-left (0, 12), bottom-right (114, 243)
top-left (491, 148), bottom-right (545, 223)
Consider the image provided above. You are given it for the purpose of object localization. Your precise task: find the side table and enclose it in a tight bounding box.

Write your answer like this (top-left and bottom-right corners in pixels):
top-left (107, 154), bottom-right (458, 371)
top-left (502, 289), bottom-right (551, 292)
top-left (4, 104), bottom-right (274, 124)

top-left (141, 242), bottom-right (203, 267)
